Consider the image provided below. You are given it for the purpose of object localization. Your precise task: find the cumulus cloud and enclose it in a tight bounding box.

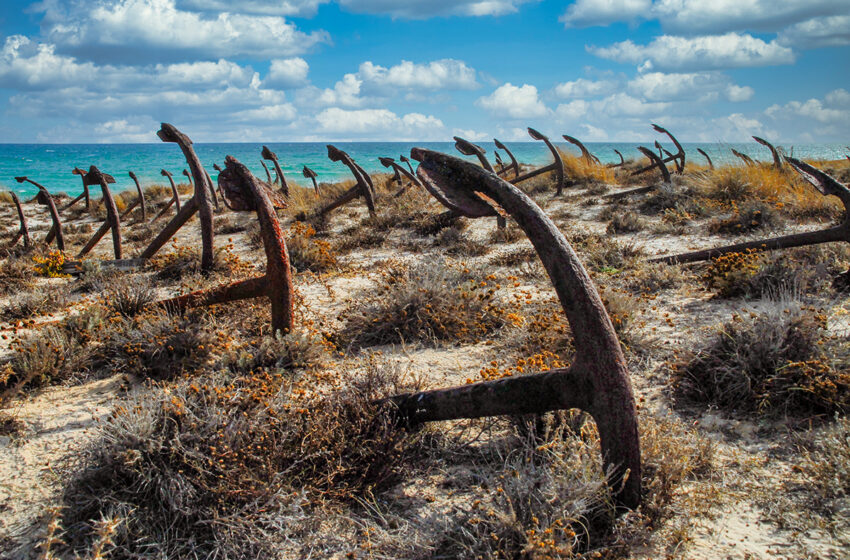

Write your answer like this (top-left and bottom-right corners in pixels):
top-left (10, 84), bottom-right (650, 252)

top-left (777, 15), bottom-right (850, 48)
top-left (476, 83), bottom-right (549, 119)
top-left (589, 33), bottom-right (795, 71)
top-left (627, 71), bottom-right (752, 102)
top-left (178, 0), bottom-right (328, 16)
top-left (0, 36), bottom-right (257, 91)
top-left (766, 88), bottom-right (850, 125)
top-left (552, 78), bottom-right (618, 98)
top-left (314, 107), bottom-right (444, 139)
top-left (358, 59), bottom-right (478, 93)
top-left (561, 0), bottom-right (650, 28)
top-left (560, 0), bottom-right (850, 34)
top-left (298, 59), bottom-right (479, 108)
top-left (35, 0), bottom-right (329, 62)
top-left (337, 0), bottom-right (534, 18)
top-left (265, 58), bottom-right (310, 88)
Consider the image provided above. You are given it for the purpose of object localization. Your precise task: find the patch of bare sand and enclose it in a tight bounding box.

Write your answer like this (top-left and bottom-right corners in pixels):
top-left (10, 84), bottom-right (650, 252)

top-left (0, 374), bottom-right (123, 556)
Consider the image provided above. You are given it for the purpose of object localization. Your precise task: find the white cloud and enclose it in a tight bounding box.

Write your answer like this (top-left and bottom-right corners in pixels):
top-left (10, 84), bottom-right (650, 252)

top-left (561, 0), bottom-right (650, 28)
top-left (591, 92), bottom-right (670, 116)
top-left (726, 84), bottom-right (755, 102)
top-left (777, 15), bottom-right (850, 48)
top-left (626, 71), bottom-right (752, 102)
top-left (314, 107), bottom-right (444, 139)
top-left (476, 83), bottom-right (549, 119)
top-left (453, 128), bottom-right (490, 141)
top-left (553, 78), bottom-right (618, 98)
top-left (0, 36), bottom-right (257, 91)
top-left (766, 89), bottom-right (850, 125)
top-left (37, 0), bottom-right (329, 62)
top-left (265, 58), bottom-right (310, 88)
top-left (298, 58), bottom-right (479, 108)
top-left (337, 0), bottom-right (534, 18)
top-left (178, 0), bottom-right (328, 17)
top-left (358, 59), bottom-right (478, 92)
top-left (589, 33), bottom-right (795, 71)
top-left (559, 1), bottom-right (850, 34)
top-left (652, 0), bottom-right (850, 34)
top-left (555, 99), bottom-right (590, 120)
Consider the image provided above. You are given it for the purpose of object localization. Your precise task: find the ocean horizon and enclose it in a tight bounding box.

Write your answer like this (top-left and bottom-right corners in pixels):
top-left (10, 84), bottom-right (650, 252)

top-left (1, 141), bottom-right (847, 199)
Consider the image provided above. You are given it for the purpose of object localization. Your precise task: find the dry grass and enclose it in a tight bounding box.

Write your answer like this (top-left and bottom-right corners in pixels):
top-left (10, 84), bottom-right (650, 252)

top-left (559, 150), bottom-right (617, 186)
top-left (336, 260), bottom-right (506, 349)
top-left (54, 358), bottom-right (426, 559)
top-left (675, 301), bottom-right (850, 416)
top-left (1, 287), bottom-right (67, 322)
top-left (695, 165), bottom-right (841, 220)
top-left (0, 255), bottom-right (35, 296)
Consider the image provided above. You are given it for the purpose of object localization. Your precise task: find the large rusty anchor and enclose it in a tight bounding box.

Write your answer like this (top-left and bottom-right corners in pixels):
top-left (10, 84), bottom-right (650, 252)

top-left (138, 124), bottom-right (217, 270)
top-left (383, 148), bottom-right (642, 508)
top-left (77, 167), bottom-right (122, 260)
top-left (15, 177), bottom-right (64, 251)
top-left (158, 155), bottom-right (293, 334)
top-left (653, 158), bottom-right (850, 268)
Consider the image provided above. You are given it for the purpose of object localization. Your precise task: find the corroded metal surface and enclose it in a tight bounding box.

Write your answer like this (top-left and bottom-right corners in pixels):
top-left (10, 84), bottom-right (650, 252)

top-left (394, 148), bottom-right (641, 508)
top-left (158, 155), bottom-right (293, 334)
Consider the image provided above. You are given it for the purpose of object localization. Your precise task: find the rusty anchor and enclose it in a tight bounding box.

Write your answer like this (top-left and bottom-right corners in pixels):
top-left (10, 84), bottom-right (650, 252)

top-left (697, 148), bottom-right (714, 169)
top-left (632, 124), bottom-right (685, 176)
top-left (63, 167), bottom-right (91, 211)
top-left (260, 160), bottom-right (274, 184)
top-left (151, 169), bottom-right (181, 221)
top-left (138, 124), bottom-right (217, 270)
top-left (15, 177), bottom-right (64, 251)
top-left (494, 138), bottom-right (520, 180)
top-left (753, 136), bottom-right (783, 170)
top-left (731, 149), bottom-right (755, 166)
top-left (562, 134), bottom-right (600, 165)
top-left (384, 147), bottom-right (641, 508)
top-left (121, 171), bottom-right (147, 222)
top-left (316, 145), bottom-right (376, 217)
top-left (603, 146), bottom-right (671, 201)
top-left (158, 155), bottom-right (293, 334)
top-left (7, 192), bottom-right (30, 248)
top-left (302, 165), bottom-right (319, 195)
top-left (379, 156), bottom-right (422, 198)
top-left (261, 146), bottom-right (289, 198)
top-left (501, 128), bottom-right (567, 195)
top-left (77, 167), bottom-right (122, 260)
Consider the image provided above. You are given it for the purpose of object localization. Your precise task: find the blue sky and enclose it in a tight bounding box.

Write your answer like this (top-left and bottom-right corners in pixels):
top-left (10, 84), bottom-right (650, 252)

top-left (0, 0), bottom-right (848, 143)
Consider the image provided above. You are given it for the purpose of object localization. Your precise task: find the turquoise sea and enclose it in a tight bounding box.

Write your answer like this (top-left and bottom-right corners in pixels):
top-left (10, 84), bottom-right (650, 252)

top-left (0, 141), bottom-right (847, 199)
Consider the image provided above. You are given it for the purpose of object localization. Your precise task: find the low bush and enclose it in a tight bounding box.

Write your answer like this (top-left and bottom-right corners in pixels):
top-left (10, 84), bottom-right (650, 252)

top-left (286, 221), bottom-right (339, 272)
top-left (675, 303), bottom-right (850, 416)
top-left (55, 358), bottom-right (425, 559)
top-left (337, 260), bottom-right (506, 348)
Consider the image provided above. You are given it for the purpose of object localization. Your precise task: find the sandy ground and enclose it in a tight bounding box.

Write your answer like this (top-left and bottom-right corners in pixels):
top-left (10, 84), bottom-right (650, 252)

top-left (0, 175), bottom-right (848, 559)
